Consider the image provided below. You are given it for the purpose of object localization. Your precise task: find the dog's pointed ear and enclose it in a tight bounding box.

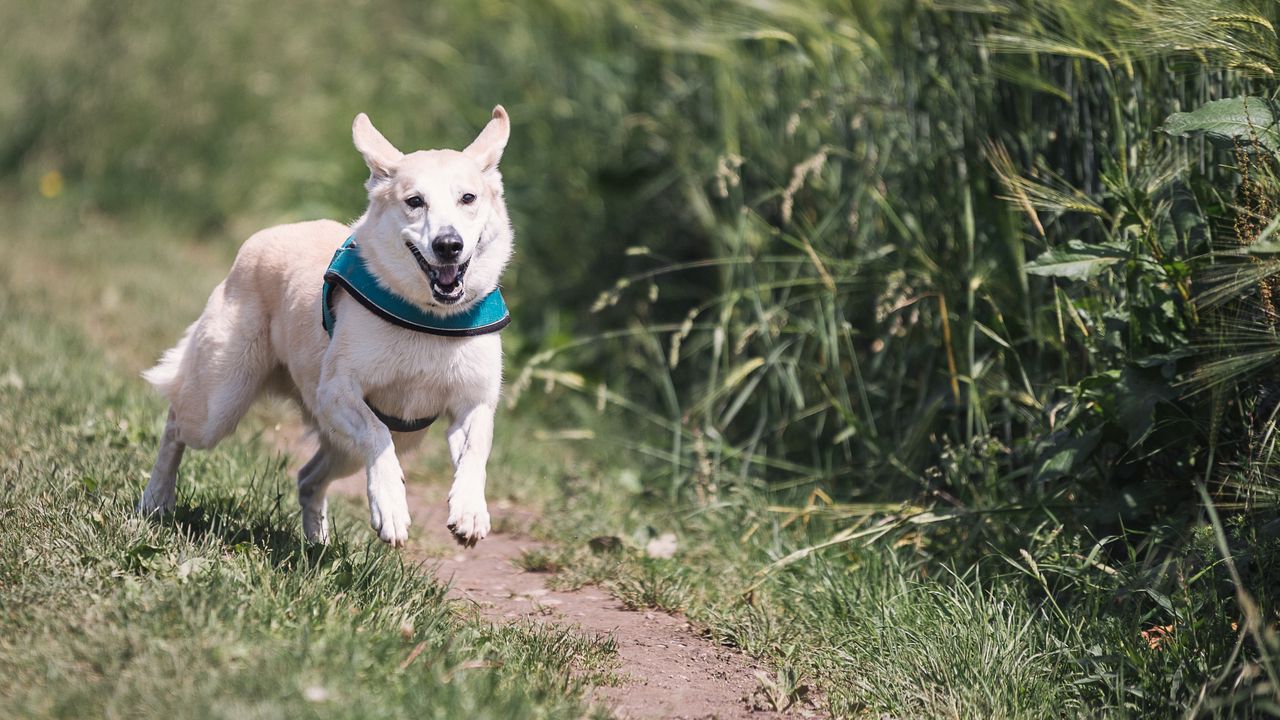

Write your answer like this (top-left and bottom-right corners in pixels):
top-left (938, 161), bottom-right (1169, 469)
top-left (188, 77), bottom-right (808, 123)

top-left (352, 113), bottom-right (403, 189)
top-left (463, 105), bottom-right (510, 179)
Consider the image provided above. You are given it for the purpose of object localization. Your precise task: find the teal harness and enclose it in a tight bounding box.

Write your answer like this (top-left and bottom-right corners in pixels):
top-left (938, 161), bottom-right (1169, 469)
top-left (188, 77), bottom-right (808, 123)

top-left (321, 236), bottom-right (510, 432)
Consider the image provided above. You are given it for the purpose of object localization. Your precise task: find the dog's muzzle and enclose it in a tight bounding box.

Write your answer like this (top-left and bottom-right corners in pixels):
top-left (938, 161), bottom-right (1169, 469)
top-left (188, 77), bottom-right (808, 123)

top-left (406, 240), bottom-right (469, 304)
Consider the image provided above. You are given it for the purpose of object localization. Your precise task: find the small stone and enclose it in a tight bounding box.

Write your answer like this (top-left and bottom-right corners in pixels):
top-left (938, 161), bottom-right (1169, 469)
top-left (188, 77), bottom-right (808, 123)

top-left (588, 535), bottom-right (624, 553)
top-left (1, 368), bottom-right (23, 391)
top-left (645, 532), bottom-right (678, 559)
top-left (303, 685), bottom-right (329, 703)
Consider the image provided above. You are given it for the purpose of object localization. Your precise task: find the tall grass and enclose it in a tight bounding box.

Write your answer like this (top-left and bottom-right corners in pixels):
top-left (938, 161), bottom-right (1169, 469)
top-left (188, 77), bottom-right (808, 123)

top-left (509, 0), bottom-right (1280, 712)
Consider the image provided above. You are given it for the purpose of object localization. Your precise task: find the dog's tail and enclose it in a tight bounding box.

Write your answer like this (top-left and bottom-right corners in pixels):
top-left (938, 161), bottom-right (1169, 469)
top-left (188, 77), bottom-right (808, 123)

top-left (141, 321), bottom-right (195, 398)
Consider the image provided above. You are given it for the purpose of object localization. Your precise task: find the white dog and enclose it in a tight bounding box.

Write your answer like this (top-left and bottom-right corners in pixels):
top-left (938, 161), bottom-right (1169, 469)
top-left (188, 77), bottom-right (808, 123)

top-left (139, 107), bottom-right (514, 547)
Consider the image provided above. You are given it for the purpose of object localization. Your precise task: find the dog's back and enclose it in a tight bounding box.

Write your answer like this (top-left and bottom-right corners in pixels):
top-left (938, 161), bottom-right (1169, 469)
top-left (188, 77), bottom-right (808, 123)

top-left (143, 219), bottom-right (347, 449)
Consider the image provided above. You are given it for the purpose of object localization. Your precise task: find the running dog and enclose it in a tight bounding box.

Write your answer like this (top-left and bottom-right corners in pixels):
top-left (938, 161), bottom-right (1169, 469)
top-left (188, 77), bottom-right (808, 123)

top-left (139, 107), bottom-right (514, 547)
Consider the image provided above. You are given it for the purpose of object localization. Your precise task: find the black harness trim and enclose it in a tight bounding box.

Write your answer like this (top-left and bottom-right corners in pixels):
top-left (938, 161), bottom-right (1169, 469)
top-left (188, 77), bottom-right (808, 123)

top-left (367, 404), bottom-right (436, 434)
top-left (323, 271), bottom-right (511, 338)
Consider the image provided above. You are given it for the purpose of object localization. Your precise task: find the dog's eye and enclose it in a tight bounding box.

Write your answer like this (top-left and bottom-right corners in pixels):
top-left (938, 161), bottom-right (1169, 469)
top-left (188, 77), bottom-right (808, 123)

top-left (405, 196), bottom-right (425, 209)
top-left (460, 192), bottom-right (476, 205)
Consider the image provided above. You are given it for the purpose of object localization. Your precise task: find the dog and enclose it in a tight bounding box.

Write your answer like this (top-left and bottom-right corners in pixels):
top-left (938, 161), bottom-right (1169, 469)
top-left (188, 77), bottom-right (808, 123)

top-left (138, 106), bottom-right (514, 548)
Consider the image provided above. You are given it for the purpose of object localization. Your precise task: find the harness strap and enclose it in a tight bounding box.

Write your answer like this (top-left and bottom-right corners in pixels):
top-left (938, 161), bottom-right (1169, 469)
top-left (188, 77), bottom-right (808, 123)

top-left (368, 405), bottom-right (436, 434)
top-left (320, 236), bottom-right (511, 432)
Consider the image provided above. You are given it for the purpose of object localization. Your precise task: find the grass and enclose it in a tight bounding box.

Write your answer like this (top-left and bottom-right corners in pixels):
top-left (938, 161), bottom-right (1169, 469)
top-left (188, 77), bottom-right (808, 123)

top-left (513, 494), bottom-right (1086, 716)
top-left (0, 196), bottom-right (1118, 718)
top-left (0, 205), bottom-right (618, 719)
top-left (494, 437), bottom-right (1275, 717)
top-left (9, 0), bottom-right (1280, 716)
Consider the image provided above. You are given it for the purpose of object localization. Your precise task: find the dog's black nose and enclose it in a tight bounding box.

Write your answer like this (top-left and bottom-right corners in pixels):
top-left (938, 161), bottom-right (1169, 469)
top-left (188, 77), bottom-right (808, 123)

top-left (431, 229), bottom-right (464, 261)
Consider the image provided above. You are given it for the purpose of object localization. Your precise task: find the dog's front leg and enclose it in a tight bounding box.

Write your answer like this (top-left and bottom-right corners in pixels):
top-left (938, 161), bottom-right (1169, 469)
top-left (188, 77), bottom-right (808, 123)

top-left (315, 374), bottom-right (411, 547)
top-left (445, 403), bottom-right (495, 546)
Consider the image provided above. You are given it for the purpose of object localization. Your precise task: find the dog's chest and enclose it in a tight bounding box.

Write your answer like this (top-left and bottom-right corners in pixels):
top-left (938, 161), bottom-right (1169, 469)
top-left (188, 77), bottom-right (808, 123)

top-left (346, 321), bottom-right (502, 420)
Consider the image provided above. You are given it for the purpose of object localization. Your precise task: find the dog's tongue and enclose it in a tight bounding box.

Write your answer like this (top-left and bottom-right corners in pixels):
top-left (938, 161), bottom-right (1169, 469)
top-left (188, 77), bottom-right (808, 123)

top-left (436, 264), bottom-right (460, 286)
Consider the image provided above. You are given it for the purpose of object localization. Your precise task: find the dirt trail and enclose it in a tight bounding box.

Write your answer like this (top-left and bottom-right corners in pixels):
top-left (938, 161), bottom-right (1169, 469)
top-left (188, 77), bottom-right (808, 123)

top-left (270, 426), bottom-right (800, 719)
top-left (330, 476), bottom-right (787, 720)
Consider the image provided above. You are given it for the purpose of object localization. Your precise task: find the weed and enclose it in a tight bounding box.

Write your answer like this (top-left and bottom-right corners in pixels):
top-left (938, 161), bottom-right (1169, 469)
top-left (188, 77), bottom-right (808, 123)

top-left (515, 548), bottom-right (564, 574)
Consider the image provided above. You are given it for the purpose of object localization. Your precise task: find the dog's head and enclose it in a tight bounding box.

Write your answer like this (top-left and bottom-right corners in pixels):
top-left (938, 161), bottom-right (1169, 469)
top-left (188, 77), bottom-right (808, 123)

top-left (350, 107), bottom-right (513, 313)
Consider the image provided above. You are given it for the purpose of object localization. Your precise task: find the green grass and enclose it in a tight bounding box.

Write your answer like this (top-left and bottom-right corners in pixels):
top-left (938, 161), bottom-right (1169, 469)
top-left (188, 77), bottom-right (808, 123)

top-left (0, 198), bottom-right (1116, 719)
top-left (498, 446), bottom-right (1273, 717)
top-left (9, 0), bottom-right (1280, 716)
top-left (11, 193), bottom-right (1251, 718)
top-left (0, 213), bottom-right (617, 719)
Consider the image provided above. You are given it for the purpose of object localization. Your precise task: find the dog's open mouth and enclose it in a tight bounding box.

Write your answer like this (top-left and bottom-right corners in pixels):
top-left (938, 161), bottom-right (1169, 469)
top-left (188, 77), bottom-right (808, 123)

top-left (406, 241), bottom-right (469, 304)
top-left (427, 260), bottom-right (469, 303)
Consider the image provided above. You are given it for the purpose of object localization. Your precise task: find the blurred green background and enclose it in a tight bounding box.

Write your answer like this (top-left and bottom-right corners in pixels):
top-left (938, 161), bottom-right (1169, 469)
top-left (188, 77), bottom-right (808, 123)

top-left (5, 0), bottom-right (1274, 550)
top-left (3, 0), bottom-right (1260, 506)
top-left (10, 0), bottom-right (1280, 713)
top-left (3, 0), bottom-right (783, 331)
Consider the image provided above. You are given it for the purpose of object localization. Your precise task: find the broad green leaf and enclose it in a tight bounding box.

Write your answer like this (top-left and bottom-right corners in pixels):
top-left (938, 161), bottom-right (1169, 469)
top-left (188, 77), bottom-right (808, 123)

top-left (1034, 428), bottom-right (1102, 483)
top-left (1161, 96), bottom-right (1280, 152)
top-left (1024, 240), bottom-right (1125, 280)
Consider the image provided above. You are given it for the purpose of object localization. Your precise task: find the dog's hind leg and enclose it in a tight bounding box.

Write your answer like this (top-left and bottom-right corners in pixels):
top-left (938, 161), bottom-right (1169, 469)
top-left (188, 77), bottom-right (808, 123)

top-left (153, 279), bottom-right (277, 451)
top-left (138, 407), bottom-right (185, 514)
top-left (297, 440), bottom-right (359, 543)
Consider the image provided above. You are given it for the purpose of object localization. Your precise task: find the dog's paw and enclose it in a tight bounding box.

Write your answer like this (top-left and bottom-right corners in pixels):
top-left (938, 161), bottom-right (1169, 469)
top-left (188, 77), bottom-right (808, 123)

top-left (446, 494), bottom-right (490, 547)
top-left (301, 498), bottom-right (330, 544)
top-left (369, 476), bottom-right (411, 547)
top-left (136, 489), bottom-right (175, 516)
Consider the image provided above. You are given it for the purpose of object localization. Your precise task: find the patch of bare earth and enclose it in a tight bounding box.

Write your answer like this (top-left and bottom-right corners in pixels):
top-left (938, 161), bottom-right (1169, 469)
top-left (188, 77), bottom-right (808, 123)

top-left (269, 423), bottom-right (809, 720)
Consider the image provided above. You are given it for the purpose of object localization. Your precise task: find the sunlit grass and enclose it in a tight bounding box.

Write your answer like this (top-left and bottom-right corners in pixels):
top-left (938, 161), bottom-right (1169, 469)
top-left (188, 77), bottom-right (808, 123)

top-left (0, 286), bottom-right (617, 718)
top-left (8, 0), bottom-right (1280, 715)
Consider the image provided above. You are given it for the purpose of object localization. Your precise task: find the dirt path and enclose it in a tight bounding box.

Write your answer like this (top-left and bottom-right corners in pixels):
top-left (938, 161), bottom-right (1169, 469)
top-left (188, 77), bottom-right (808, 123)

top-left (333, 476), bottom-right (787, 719)
top-left (270, 425), bottom-right (800, 719)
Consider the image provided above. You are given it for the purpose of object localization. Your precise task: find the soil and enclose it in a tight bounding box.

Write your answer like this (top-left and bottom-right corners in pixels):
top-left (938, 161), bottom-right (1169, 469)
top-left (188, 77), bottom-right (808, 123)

top-left (269, 422), bottom-right (809, 719)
